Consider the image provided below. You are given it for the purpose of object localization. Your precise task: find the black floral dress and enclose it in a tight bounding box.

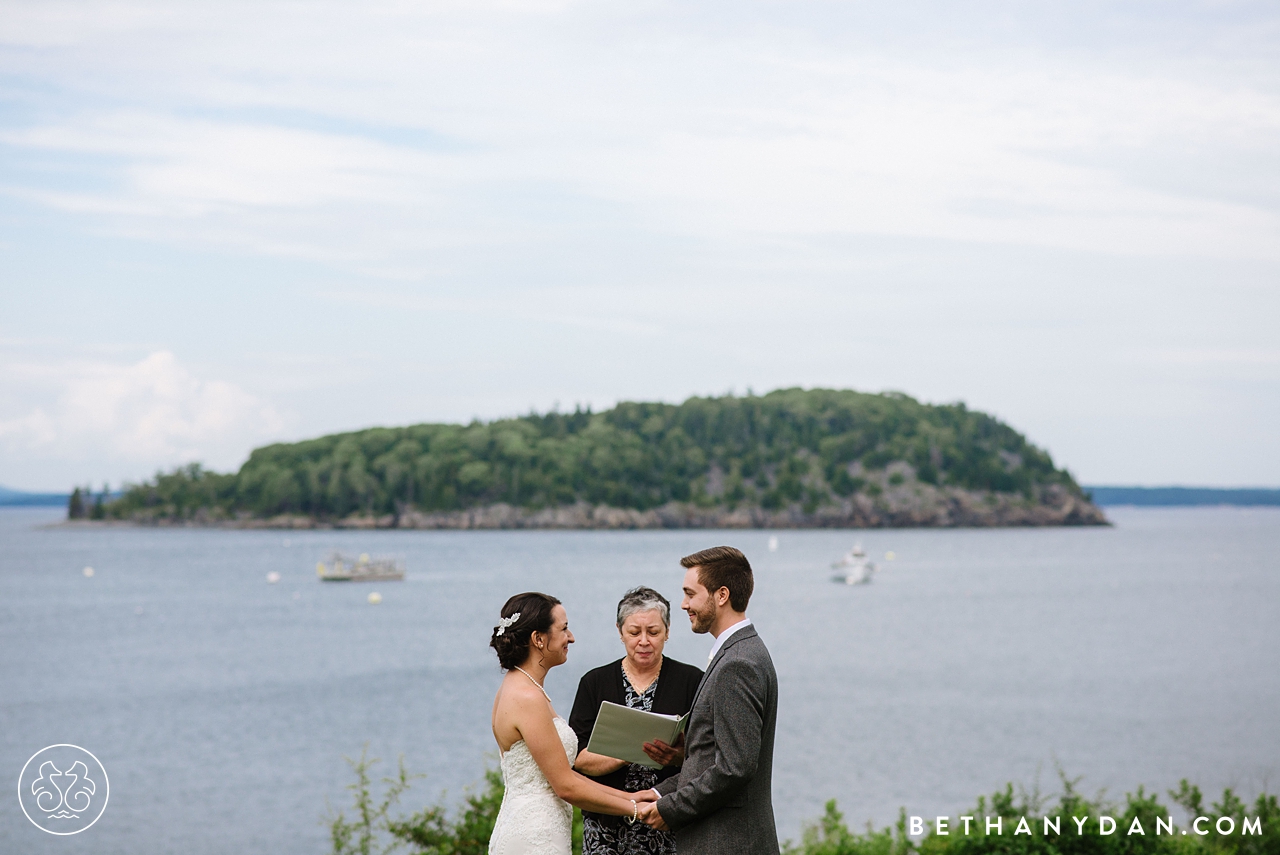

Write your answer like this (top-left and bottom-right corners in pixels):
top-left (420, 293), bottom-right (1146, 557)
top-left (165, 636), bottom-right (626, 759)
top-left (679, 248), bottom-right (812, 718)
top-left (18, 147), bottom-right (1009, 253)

top-left (581, 674), bottom-right (678, 855)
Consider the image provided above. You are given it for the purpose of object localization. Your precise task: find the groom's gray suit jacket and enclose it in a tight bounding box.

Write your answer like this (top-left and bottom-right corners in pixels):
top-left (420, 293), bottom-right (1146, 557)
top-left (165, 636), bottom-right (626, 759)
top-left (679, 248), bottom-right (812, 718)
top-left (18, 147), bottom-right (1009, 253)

top-left (654, 624), bottom-right (779, 855)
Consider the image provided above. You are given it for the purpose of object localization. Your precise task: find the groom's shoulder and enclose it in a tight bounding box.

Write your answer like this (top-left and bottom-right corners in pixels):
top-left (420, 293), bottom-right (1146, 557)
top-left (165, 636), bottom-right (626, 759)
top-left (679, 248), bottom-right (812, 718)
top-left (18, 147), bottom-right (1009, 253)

top-left (727, 624), bottom-right (768, 652)
top-left (725, 628), bottom-right (776, 669)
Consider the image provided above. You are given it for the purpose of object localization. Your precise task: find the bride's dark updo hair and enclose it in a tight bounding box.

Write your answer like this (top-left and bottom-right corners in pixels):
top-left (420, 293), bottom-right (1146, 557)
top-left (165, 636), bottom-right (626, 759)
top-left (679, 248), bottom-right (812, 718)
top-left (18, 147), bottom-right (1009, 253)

top-left (490, 592), bottom-right (562, 670)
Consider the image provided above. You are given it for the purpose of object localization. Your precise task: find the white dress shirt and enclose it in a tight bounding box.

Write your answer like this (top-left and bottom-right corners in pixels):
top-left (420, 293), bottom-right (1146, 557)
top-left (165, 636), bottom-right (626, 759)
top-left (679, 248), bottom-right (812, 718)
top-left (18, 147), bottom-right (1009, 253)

top-left (707, 617), bottom-right (752, 665)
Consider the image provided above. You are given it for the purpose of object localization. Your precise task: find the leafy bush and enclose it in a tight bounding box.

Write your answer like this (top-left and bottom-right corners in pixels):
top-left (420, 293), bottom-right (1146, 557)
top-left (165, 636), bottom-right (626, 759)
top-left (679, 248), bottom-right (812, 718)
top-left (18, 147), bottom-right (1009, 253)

top-left (327, 748), bottom-right (421, 855)
top-left (326, 749), bottom-right (584, 855)
top-left (326, 754), bottom-right (1275, 855)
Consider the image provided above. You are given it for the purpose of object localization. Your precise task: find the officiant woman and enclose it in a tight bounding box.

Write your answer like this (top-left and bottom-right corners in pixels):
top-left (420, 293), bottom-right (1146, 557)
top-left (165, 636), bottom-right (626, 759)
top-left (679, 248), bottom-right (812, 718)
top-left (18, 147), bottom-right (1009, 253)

top-left (570, 586), bottom-right (703, 855)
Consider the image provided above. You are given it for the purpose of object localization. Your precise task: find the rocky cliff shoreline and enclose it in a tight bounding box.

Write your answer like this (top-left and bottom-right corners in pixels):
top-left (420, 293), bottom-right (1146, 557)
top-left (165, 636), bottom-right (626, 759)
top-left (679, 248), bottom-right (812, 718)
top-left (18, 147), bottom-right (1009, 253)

top-left (117, 483), bottom-right (1107, 529)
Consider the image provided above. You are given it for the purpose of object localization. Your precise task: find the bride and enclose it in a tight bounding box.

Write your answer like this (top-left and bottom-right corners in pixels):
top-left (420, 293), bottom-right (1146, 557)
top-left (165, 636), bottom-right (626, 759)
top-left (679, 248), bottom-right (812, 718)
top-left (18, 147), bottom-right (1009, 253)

top-left (489, 592), bottom-right (656, 855)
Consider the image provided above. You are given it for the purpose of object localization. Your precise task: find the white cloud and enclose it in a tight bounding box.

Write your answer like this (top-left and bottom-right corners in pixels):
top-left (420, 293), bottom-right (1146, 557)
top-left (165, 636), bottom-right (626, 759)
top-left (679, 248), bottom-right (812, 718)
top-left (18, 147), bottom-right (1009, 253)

top-left (2, 1), bottom-right (1278, 267)
top-left (0, 351), bottom-right (285, 487)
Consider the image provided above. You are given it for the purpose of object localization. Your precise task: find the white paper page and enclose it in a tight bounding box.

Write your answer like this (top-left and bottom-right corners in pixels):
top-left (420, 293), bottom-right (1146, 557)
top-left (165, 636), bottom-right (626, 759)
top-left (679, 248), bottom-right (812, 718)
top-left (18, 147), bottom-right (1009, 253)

top-left (584, 701), bottom-right (687, 769)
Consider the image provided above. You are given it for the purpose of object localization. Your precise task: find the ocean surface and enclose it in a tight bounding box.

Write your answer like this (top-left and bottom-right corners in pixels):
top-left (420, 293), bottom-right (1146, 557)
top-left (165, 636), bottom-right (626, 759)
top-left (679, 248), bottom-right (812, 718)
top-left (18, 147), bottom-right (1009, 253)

top-left (2, 506), bottom-right (1278, 854)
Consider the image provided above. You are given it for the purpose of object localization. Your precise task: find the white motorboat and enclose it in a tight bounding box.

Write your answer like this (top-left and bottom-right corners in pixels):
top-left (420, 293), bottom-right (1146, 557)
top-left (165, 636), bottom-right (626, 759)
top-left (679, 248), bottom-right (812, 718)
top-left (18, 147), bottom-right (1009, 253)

top-left (830, 543), bottom-right (876, 585)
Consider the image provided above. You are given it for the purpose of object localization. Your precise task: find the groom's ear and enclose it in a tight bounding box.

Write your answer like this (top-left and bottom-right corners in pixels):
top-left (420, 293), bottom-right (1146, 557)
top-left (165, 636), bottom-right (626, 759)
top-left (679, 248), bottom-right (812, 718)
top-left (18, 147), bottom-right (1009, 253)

top-left (714, 586), bottom-right (731, 607)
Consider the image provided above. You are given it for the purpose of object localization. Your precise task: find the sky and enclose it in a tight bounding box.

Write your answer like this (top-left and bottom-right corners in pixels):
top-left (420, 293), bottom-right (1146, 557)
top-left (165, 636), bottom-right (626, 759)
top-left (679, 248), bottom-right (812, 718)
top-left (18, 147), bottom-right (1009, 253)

top-left (1, 1), bottom-right (1278, 492)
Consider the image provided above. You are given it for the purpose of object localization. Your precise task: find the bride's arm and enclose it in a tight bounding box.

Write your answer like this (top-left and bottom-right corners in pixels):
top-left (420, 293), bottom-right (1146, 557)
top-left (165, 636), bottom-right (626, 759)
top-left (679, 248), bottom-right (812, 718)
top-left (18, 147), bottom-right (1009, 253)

top-left (512, 693), bottom-right (651, 816)
top-left (574, 748), bottom-right (626, 776)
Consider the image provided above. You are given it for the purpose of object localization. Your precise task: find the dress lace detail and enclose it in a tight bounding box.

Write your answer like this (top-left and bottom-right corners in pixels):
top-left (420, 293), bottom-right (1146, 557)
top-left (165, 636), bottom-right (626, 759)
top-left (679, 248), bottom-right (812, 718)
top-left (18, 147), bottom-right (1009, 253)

top-left (488, 716), bottom-right (578, 855)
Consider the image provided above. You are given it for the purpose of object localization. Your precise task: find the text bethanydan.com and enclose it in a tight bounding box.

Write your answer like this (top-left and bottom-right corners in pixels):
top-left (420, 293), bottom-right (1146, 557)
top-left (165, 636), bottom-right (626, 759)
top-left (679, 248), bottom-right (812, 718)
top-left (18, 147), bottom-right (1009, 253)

top-left (909, 815), bottom-right (1263, 837)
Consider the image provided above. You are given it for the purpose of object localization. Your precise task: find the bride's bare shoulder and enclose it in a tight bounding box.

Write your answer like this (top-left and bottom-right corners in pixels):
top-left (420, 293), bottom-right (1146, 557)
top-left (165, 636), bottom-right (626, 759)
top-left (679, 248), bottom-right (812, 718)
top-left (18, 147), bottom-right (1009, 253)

top-left (493, 672), bottom-right (552, 746)
top-left (495, 671), bottom-right (545, 710)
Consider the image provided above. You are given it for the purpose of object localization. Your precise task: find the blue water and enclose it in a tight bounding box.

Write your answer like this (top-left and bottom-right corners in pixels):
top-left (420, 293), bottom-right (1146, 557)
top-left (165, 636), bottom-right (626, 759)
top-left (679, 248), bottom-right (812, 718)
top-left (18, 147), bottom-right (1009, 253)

top-left (2, 507), bottom-right (1278, 854)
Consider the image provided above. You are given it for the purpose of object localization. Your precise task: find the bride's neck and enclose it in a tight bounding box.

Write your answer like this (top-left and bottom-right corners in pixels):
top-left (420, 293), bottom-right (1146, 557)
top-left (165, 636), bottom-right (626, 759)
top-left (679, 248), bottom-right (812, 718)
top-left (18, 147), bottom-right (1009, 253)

top-left (514, 658), bottom-right (550, 684)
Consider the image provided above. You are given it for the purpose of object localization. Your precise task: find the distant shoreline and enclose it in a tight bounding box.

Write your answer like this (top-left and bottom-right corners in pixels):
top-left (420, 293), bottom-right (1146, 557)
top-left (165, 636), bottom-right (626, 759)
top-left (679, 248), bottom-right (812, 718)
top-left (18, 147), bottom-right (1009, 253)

top-left (31, 502), bottom-right (1280, 532)
top-left (46, 485), bottom-right (1109, 530)
top-left (1085, 486), bottom-right (1280, 507)
top-left (10, 483), bottom-right (1280, 511)
top-left (0, 492), bottom-right (68, 507)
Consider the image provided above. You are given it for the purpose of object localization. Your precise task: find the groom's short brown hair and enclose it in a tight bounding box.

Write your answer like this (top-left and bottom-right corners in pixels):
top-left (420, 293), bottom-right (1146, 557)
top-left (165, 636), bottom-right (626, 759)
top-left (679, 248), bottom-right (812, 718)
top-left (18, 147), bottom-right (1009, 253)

top-left (681, 546), bottom-right (753, 612)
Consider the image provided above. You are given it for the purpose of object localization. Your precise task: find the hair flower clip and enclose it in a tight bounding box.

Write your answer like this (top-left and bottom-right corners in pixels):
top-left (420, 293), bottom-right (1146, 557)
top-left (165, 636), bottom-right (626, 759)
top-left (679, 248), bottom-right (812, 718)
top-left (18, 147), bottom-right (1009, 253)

top-left (495, 612), bottom-right (520, 636)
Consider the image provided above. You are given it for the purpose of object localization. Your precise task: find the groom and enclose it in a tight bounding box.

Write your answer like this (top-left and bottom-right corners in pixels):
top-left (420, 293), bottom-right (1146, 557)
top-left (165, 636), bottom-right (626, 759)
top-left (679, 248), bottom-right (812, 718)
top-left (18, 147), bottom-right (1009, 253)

top-left (638, 546), bottom-right (779, 855)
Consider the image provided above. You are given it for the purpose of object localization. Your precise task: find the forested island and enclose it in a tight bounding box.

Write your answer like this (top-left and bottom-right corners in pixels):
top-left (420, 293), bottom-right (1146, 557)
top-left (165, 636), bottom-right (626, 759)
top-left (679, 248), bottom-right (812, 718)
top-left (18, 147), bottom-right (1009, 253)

top-left (82, 388), bottom-right (1106, 529)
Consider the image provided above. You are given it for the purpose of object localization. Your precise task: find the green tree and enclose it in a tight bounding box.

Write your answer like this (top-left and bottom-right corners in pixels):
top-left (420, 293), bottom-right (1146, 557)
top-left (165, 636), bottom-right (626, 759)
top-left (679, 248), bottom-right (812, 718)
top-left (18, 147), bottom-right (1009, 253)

top-left (67, 487), bottom-right (86, 519)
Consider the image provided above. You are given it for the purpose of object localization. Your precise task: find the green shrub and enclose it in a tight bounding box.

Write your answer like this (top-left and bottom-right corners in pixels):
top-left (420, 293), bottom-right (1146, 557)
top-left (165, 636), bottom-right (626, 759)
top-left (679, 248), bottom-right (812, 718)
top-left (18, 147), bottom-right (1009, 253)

top-left (327, 753), bottom-right (1275, 855)
top-left (327, 751), bottom-right (585, 855)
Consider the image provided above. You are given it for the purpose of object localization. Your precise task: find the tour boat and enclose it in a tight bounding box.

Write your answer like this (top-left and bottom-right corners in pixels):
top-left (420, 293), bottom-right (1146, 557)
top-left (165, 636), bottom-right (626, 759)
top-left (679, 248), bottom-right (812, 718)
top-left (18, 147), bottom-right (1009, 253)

top-left (316, 551), bottom-right (405, 582)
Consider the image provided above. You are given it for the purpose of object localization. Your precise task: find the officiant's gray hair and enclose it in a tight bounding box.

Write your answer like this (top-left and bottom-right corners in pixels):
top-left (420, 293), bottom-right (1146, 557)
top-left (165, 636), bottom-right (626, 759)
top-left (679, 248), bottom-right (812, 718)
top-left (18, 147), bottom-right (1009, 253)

top-left (616, 586), bottom-right (671, 629)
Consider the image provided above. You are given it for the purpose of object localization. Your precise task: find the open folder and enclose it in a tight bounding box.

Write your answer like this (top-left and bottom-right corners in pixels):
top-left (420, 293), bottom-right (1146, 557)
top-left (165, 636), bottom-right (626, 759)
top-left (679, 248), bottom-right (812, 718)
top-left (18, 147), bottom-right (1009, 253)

top-left (584, 701), bottom-right (689, 770)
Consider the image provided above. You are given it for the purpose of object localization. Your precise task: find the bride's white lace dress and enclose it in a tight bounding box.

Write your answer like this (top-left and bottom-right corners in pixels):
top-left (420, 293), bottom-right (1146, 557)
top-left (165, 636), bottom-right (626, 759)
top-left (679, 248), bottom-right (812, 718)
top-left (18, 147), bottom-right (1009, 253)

top-left (488, 716), bottom-right (578, 855)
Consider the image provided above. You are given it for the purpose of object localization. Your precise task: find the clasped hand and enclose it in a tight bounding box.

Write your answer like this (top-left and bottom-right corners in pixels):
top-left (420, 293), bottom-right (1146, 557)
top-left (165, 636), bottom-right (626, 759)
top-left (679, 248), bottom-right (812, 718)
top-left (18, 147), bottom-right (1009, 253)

top-left (636, 800), bottom-right (668, 831)
top-left (626, 788), bottom-right (666, 830)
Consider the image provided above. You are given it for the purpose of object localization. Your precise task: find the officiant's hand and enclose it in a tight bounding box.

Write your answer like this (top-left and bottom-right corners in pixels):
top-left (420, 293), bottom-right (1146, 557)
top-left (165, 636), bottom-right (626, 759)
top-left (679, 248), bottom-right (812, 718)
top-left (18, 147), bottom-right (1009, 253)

top-left (638, 801), bottom-right (669, 831)
top-left (642, 733), bottom-right (684, 767)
